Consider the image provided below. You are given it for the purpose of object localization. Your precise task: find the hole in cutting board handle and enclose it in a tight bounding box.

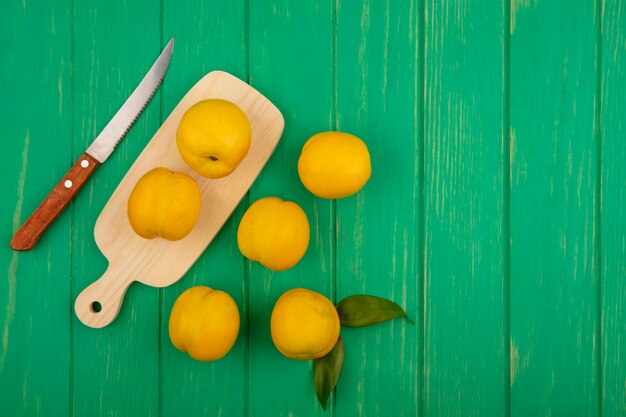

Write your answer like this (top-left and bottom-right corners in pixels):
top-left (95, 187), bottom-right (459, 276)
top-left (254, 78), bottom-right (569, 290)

top-left (75, 271), bottom-right (133, 327)
top-left (90, 301), bottom-right (102, 313)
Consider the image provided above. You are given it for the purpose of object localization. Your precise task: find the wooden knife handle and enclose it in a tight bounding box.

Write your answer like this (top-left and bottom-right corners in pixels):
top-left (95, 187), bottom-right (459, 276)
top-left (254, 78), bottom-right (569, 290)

top-left (10, 153), bottom-right (100, 251)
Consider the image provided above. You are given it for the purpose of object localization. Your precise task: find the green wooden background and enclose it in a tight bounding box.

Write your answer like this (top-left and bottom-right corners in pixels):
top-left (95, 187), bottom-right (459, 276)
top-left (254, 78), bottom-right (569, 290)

top-left (1, 0), bottom-right (624, 416)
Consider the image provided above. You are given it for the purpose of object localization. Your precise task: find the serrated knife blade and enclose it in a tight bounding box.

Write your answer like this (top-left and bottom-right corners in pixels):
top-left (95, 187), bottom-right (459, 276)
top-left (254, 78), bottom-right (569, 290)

top-left (10, 38), bottom-right (174, 251)
top-left (87, 38), bottom-right (174, 162)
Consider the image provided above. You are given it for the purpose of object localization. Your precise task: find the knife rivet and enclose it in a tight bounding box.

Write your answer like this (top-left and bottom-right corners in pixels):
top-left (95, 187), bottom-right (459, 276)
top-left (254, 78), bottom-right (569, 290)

top-left (81, 159), bottom-right (89, 168)
top-left (64, 180), bottom-right (73, 189)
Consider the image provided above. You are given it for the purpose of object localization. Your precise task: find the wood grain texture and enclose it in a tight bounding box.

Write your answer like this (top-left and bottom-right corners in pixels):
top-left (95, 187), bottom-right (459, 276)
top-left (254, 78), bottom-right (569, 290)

top-left (11, 153), bottom-right (99, 251)
top-left (600, 1), bottom-right (626, 415)
top-left (70, 1), bottom-right (162, 415)
top-left (0, 1), bottom-right (72, 415)
top-left (423, 0), bottom-right (508, 415)
top-left (510, 0), bottom-right (600, 416)
top-left (334, 0), bottom-right (420, 415)
top-left (247, 1), bottom-right (334, 415)
top-left (74, 71), bottom-right (283, 328)
top-left (2, 1), bottom-right (626, 416)
top-left (160, 2), bottom-right (248, 416)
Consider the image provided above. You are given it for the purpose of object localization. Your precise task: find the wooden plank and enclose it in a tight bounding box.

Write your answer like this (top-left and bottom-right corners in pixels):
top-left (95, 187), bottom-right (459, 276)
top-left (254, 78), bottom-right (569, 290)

top-left (422, 0), bottom-right (508, 415)
top-left (509, 0), bottom-right (600, 416)
top-left (334, 0), bottom-right (420, 415)
top-left (75, 71), bottom-right (283, 328)
top-left (159, 4), bottom-right (248, 414)
top-left (70, 1), bottom-right (161, 415)
top-left (0, 1), bottom-right (72, 415)
top-left (601, 0), bottom-right (626, 415)
top-left (247, 1), bottom-right (334, 415)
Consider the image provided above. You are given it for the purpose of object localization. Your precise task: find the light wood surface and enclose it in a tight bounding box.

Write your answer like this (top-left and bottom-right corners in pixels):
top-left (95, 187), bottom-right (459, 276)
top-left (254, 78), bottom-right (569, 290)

top-left (75, 71), bottom-right (284, 328)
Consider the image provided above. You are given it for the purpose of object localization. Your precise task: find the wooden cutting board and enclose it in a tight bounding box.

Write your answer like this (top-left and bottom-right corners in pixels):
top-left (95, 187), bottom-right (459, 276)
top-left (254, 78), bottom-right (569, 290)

top-left (75, 71), bottom-right (284, 328)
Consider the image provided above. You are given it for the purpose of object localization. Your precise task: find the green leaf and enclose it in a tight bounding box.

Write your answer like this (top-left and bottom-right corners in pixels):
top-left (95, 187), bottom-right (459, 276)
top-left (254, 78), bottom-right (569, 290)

top-left (313, 336), bottom-right (344, 410)
top-left (335, 295), bottom-right (413, 327)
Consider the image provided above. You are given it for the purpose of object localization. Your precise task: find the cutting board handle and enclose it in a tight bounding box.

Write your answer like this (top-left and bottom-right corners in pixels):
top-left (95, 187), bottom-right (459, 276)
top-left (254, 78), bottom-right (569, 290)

top-left (75, 265), bottom-right (134, 328)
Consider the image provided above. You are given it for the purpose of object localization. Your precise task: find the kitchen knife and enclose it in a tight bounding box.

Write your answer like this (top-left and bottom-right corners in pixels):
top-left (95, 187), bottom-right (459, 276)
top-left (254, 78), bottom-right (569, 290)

top-left (10, 38), bottom-right (174, 251)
